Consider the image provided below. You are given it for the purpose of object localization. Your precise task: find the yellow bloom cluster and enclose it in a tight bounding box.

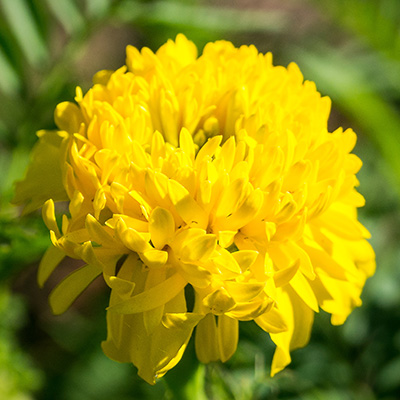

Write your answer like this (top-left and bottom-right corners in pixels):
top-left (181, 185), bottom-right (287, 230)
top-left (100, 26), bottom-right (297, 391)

top-left (14, 35), bottom-right (375, 384)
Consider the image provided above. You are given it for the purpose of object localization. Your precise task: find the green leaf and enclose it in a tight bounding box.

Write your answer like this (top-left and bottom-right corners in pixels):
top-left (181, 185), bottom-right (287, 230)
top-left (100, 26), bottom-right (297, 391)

top-left (0, 145), bottom-right (29, 200)
top-left (312, 0), bottom-right (400, 62)
top-left (45, 0), bottom-right (85, 36)
top-left (0, 286), bottom-right (44, 398)
top-left (85, 0), bottom-right (110, 19)
top-left (114, 0), bottom-right (288, 33)
top-left (0, 47), bottom-right (20, 95)
top-left (0, 215), bottom-right (49, 280)
top-left (0, 0), bottom-right (48, 66)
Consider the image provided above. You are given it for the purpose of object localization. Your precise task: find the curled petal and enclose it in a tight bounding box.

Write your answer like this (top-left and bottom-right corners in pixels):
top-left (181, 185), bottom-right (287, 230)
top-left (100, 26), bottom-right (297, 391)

top-left (108, 273), bottom-right (187, 314)
top-left (49, 263), bottom-right (102, 315)
top-left (149, 207), bottom-right (175, 249)
top-left (38, 245), bottom-right (65, 287)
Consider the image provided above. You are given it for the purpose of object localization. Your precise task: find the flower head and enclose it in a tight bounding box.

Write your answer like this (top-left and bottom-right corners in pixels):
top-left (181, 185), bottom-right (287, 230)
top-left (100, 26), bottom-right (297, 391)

top-left (14, 34), bottom-right (375, 384)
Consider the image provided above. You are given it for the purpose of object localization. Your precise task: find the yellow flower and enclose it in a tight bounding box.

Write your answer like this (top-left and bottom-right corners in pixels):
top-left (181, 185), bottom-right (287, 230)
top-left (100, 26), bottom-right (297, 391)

top-left (13, 34), bottom-right (375, 384)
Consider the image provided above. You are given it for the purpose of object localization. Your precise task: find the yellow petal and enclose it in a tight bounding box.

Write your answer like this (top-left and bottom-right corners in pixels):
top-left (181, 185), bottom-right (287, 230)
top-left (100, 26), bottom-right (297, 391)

top-left (93, 69), bottom-right (113, 85)
top-left (180, 233), bottom-right (217, 263)
top-left (93, 188), bottom-right (107, 219)
top-left (168, 179), bottom-right (208, 228)
top-left (42, 199), bottom-right (61, 237)
top-left (290, 271), bottom-right (319, 312)
top-left (140, 312), bottom-right (200, 383)
top-left (149, 207), bottom-right (175, 249)
top-left (270, 287), bottom-right (314, 376)
top-left (232, 250), bottom-right (259, 272)
top-left (212, 249), bottom-right (242, 278)
top-left (315, 270), bottom-right (361, 324)
top-left (175, 260), bottom-right (211, 288)
top-left (303, 242), bottom-right (349, 281)
top-left (101, 312), bottom-right (130, 362)
top-left (274, 259), bottom-right (300, 288)
top-left (74, 241), bottom-right (103, 267)
top-left (118, 225), bottom-right (151, 254)
top-left (106, 276), bottom-right (136, 298)
top-left (226, 297), bottom-right (273, 320)
top-left (203, 288), bottom-right (236, 315)
top-left (289, 241), bottom-right (315, 280)
top-left (224, 281), bottom-right (265, 303)
top-left (217, 230), bottom-right (237, 248)
top-left (150, 130), bottom-right (166, 167)
top-left (144, 169), bottom-right (169, 207)
top-left (143, 269), bottom-right (166, 334)
top-left (63, 228), bottom-right (91, 244)
top-left (49, 263), bottom-right (102, 315)
top-left (220, 136), bottom-right (236, 172)
top-left (54, 101), bottom-right (83, 133)
top-left (217, 315), bottom-right (238, 362)
top-left (195, 313), bottom-right (219, 363)
top-left (37, 245), bottom-right (66, 287)
top-left (157, 33), bottom-right (198, 68)
top-left (140, 248), bottom-right (169, 269)
top-left (171, 228), bottom-right (205, 250)
top-left (215, 178), bottom-right (247, 218)
top-left (316, 209), bottom-right (367, 240)
top-left (179, 127), bottom-right (195, 162)
top-left (195, 136), bottom-right (222, 168)
top-left (50, 230), bottom-right (77, 257)
top-left (162, 312), bottom-right (204, 330)
top-left (13, 130), bottom-right (69, 214)
top-left (85, 214), bottom-right (115, 247)
top-left (103, 254), bottom-right (139, 296)
top-left (255, 306), bottom-right (288, 334)
top-left (104, 281), bottom-right (199, 384)
top-left (108, 214), bottom-right (149, 232)
top-left (108, 273), bottom-right (187, 314)
top-left (218, 188), bottom-right (263, 230)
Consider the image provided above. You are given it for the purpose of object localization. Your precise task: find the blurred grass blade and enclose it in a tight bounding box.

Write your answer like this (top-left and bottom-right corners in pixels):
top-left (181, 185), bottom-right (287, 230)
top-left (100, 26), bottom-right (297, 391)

top-left (313, 0), bottom-right (400, 61)
top-left (2, 145), bottom-right (30, 198)
top-left (0, 147), bottom-right (11, 199)
top-left (162, 341), bottom-right (208, 400)
top-left (164, 363), bottom-right (207, 400)
top-left (115, 0), bottom-right (288, 33)
top-left (85, 0), bottom-right (110, 19)
top-left (0, 0), bottom-right (48, 66)
top-left (45, 0), bottom-right (84, 36)
top-left (295, 46), bottom-right (400, 200)
top-left (0, 47), bottom-right (20, 95)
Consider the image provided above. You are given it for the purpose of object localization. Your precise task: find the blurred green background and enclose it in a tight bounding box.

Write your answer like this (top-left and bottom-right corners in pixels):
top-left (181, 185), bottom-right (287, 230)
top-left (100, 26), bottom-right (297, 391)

top-left (1, 0), bottom-right (400, 399)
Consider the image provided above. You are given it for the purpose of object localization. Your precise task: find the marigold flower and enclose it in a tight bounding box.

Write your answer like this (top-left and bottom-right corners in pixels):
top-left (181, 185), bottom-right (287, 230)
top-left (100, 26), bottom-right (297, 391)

top-left (14, 34), bottom-right (375, 384)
